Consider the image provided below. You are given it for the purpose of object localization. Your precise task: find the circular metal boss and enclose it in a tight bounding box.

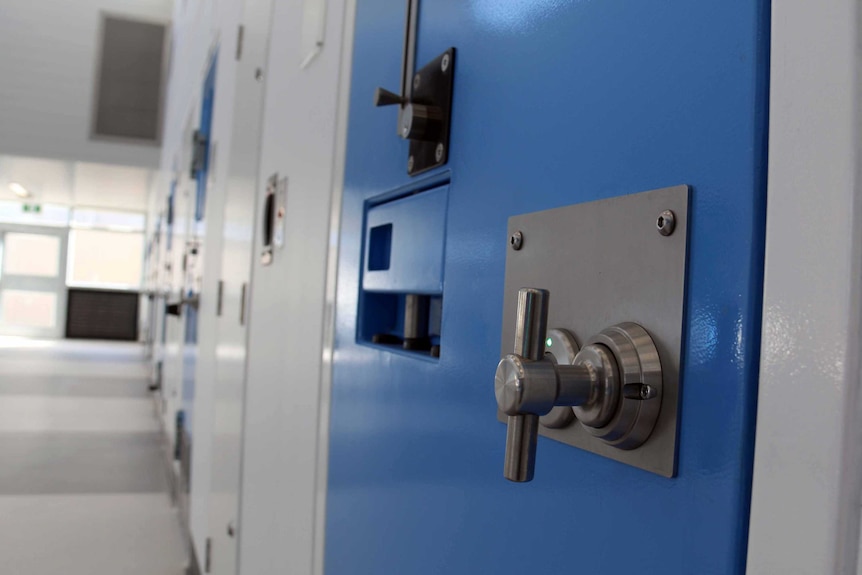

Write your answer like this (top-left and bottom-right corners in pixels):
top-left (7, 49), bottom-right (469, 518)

top-left (539, 328), bottom-right (578, 429)
top-left (579, 323), bottom-right (662, 450)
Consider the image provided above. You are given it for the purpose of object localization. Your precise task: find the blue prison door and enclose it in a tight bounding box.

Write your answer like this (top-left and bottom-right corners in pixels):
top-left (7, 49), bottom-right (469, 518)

top-left (326, 1), bottom-right (769, 573)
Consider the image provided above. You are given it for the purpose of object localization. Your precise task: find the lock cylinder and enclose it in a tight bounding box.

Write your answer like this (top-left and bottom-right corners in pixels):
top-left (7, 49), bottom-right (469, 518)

top-left (495, 288), bottom-right (663, 482)
top-left (400, 103), bottom-right (443, 141)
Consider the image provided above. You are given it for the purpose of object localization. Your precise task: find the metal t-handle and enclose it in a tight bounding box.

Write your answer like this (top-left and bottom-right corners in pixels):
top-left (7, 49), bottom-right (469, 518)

top-left (496, 289), bottom-right (664, 481)
top-left (374, 0), bottom-right (419, 137)
top-left (503, 288), bottom-right (549, 482)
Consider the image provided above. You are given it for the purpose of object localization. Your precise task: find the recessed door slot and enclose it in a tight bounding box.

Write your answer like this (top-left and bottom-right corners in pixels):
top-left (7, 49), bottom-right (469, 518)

top-left (359, 185), bottom-right (448, 359)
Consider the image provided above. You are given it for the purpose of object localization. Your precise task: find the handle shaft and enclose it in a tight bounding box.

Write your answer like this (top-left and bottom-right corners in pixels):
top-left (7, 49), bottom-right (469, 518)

top-left (503, 288), bottom-right (549, 482)
top-left (514, 288), bottom-right (549, 360)
top-left (504, 414), bottom-right (540, 482)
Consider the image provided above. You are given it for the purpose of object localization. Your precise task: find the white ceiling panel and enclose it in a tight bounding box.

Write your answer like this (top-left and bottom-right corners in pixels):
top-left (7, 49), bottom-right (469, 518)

top-left (0, 154), bottom-right (153, 212)
top-left (73, 162), bottom-right (152, 211)
top-left (0, 156), bottom-right (74, 204)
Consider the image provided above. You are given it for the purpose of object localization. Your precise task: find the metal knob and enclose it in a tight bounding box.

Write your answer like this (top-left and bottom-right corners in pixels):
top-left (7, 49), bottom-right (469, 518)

top-left (495, 288), bottom-right (662, 482)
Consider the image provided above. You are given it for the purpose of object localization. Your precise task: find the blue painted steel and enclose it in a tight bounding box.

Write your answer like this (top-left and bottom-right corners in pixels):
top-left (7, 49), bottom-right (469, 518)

top-left (195, 53), bottom-right (217, 222)
top-left (363, 186), bottom-right (448, 293)
top-left (166, 181), bottom-right (176, 250)
top-left (182, 300), bottom-right (198, 434)
top-left (183, 52), bottom-right (217, 437)
top-left (327, 1), bottom-right (769, 573)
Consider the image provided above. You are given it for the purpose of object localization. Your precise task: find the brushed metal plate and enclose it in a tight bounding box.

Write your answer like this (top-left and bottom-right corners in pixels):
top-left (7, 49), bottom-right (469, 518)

top-left (500, 185), bottom-right (689, 477)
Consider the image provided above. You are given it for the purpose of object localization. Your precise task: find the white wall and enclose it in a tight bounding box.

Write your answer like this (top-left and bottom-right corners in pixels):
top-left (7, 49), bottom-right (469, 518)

top-left (0, 155), bottom-right (154, 212)
top-left (0, 0), bottom-right (171, 168)
top-left (746, 0), bottom-right (862, 573)
top-left (149, 0), bottom-right (253, 566)
top-left (238, 0), bottom-right (351, 573)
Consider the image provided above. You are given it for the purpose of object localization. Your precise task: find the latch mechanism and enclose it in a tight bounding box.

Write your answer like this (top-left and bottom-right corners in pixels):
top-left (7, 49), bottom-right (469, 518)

top-left (190, 129), bottom-right (208, 179)
top-left (374, 0), bottom-right (455, 176)
top-left (495, 288), bottom-right (662, 482)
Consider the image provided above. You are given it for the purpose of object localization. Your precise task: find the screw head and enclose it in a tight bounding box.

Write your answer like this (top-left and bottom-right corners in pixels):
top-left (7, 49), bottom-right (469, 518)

top-left (656, 210), bottom-right (676, 236)
top-left (413, 74), bottom-right (421, 91)
top-left (407, 155), bottom-right (415, 173)
top-left (435, 143), bottom-right (445, 163)
top-left (441, 53), bottom-right (450, 73)
top-left (510, 230), bottom-right (523, 251)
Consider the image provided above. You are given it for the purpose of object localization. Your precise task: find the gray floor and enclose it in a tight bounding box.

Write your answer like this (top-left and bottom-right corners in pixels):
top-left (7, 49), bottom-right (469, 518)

top-left (0, 337), bottom-right (187, 574)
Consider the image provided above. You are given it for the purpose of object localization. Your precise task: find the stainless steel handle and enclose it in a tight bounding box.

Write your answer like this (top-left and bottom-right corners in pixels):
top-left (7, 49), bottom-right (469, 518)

top-left (373, 0), bottom-right (422, 139)
top-left (502, 288), bottom-right (548, 482)
top-left (496, 288), bottom-right (661, 482)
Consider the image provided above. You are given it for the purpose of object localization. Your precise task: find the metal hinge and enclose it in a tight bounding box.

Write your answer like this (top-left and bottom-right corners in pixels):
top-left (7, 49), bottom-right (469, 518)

top-left (204, 537), bottom-right (212, 573)
top-left (236, 25), bottom-right (244, 60)
top-left (239, 282), bottom-right (248, 326)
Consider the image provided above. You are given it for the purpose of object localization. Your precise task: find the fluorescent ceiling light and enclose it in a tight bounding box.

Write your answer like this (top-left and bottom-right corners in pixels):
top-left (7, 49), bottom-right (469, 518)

top-left (8, 182), bottom-right (30, 198)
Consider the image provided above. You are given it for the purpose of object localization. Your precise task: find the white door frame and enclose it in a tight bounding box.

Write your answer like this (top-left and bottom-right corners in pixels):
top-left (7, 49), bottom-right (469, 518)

top-left (747, 0), bottom-right (862, 572)
top-left (0, 223), bottom-right (69, 339)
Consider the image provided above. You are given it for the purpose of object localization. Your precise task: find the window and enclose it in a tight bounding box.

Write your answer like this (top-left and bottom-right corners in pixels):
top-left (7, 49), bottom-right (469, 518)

top-left (0, 201), bottom-right (69, 227)
top-left (70, 208), bottom-right (145, 232)
top-left (1, 291), bottom-right (57, 328)
top-left (67, 229), bottom-right (144, 288)
top-left (3, 233), bottom-right (61, 277)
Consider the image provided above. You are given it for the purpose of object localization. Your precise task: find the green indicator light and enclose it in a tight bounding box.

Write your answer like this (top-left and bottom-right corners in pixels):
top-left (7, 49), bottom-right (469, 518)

top-left (546, 337), bottom-right (553, 348)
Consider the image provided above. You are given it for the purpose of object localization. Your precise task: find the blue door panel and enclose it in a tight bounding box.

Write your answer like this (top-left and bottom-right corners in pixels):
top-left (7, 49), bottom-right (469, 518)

top-left (183, 53), bottom-right (217, 439)
top-left (328, 1), bottom-right (769, 573)
top-left (182, 302), bottom-right (198, 435)
top-left (195, 54), bottom-right (217, 222)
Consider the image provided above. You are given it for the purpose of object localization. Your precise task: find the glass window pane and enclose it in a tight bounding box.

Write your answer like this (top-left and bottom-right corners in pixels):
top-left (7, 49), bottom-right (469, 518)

top-left (1, 290), bottom-right (57, 328)
top-left (0, 201), bottom-right (69, 227)
top-left (3, 233), bottom-right (61, 277)
top-left (68, 230), bottom-right (143, 287)
top-left (70, 208), bottom-right (146, 232)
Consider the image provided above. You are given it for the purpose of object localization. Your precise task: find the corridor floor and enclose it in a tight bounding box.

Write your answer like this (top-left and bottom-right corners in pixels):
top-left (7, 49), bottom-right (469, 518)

top-left (0, 337), bottom-right (187, 574)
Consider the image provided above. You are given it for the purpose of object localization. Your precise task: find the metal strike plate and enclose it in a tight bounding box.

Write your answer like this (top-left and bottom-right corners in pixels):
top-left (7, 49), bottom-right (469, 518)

top-left (500, 185), bottom-right (689, 477)
top-left (407, 49), bottom-right (455, 176)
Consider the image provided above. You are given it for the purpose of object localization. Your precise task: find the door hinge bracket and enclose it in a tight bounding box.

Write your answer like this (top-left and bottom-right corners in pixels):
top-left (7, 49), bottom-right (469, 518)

top-left (204, 537), bottom-right (212, 573)
top-left (216, 280), bottom-right (224, 316)
top-left (236, 25), bottom-right (245, 61)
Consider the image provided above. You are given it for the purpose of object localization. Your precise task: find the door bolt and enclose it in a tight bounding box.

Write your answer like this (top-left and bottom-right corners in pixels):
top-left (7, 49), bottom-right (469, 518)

top-left (510, 231), bottom-right (523, 251)
top-left (656, 210), bottom-right (675, 236)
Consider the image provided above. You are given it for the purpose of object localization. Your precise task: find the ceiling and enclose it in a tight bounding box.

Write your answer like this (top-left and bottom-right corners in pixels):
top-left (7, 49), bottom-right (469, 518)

top-left (0, 154), bottom-right (154, 212)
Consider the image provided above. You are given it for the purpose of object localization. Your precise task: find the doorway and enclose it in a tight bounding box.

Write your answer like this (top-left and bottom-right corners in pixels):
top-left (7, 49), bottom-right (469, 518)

top-left (0, 226), bottom-right (68, 339)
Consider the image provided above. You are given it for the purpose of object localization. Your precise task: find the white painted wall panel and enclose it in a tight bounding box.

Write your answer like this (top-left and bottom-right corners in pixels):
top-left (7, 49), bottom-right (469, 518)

top-left (148, 0), bottom-right (259, 567)
top-left (238, 0), bottom-right (350, 573)
top-left (184, 6), bottom-right (242, 566)
top-left (747, 1), bottom-right (862, 573)
top-left (0, 0), bottom-right (170, 167)
top-left (206, 3), bottom-right (272, 573)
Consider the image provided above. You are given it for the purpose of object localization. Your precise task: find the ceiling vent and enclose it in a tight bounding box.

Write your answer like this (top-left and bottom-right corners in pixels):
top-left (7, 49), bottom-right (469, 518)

top-left (92, 15), bottom-right (167, 143)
